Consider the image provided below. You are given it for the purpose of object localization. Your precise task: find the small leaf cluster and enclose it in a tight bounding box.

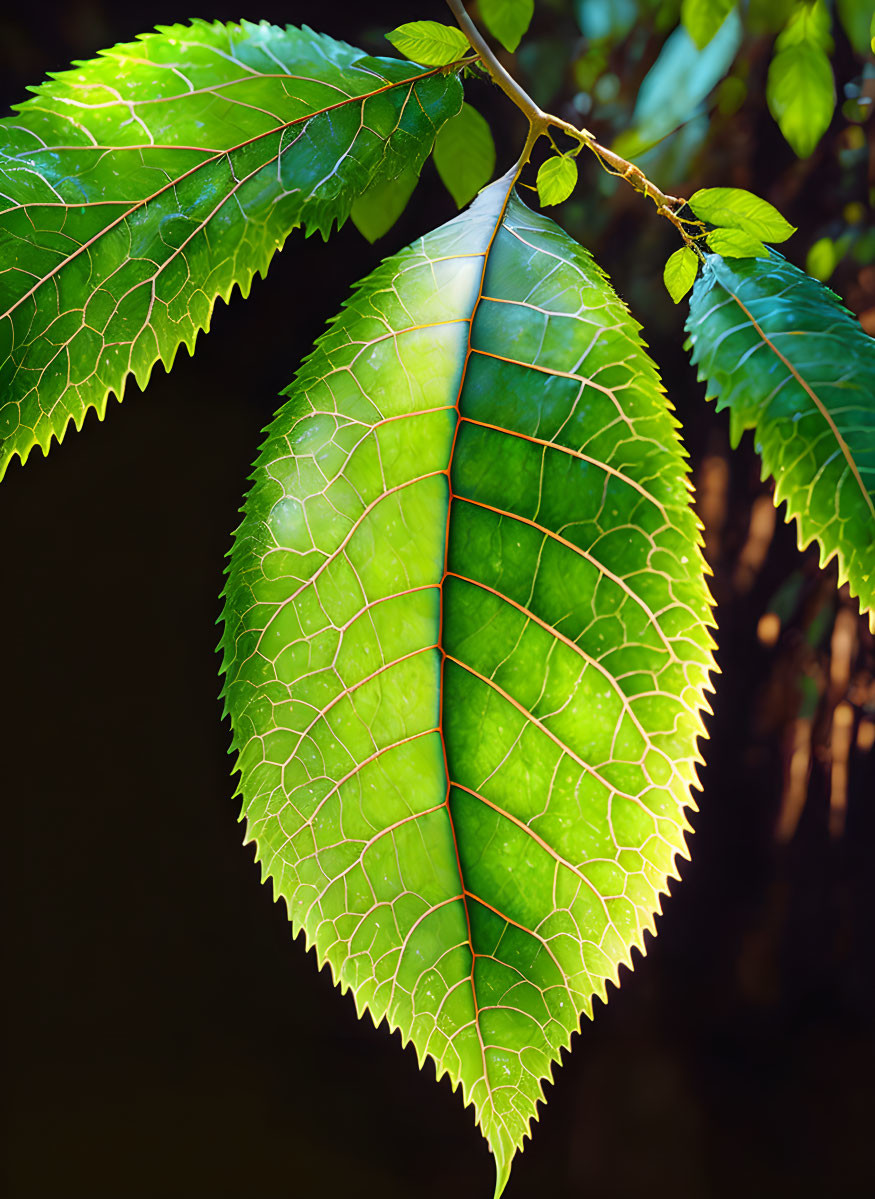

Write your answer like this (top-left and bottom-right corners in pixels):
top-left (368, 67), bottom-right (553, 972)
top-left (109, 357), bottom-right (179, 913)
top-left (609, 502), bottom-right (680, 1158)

top-left (664, 187), bottom-right (796, 302)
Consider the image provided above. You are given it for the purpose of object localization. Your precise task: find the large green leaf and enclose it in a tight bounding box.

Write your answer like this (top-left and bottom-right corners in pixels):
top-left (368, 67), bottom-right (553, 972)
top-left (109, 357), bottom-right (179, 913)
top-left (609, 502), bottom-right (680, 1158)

top-left (686, 252), bottom-right (875, 623)
top-left (221, 173), bottom-right (715, 1194)
top-left (0, 20), bottom-right (462, 477)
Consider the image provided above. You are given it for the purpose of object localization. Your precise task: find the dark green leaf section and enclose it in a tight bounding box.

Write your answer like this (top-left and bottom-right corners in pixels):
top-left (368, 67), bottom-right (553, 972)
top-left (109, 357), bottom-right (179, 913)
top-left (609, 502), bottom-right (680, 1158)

top-left (222, 176), bottom-right (715, 1195)
top-left (0, 20), bottom-right (462, 476)
top-left (686, 252), bottom-right (875, 621)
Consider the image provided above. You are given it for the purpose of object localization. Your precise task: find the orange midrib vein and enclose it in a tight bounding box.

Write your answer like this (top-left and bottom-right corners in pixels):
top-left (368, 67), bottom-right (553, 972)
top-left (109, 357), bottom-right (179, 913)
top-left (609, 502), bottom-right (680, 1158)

top-left (436, 169), bottom-right (522, 1118)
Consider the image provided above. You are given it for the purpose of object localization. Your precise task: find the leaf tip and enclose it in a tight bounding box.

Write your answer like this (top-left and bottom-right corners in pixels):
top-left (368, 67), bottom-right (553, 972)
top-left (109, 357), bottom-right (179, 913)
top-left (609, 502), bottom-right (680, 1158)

top-left (492, 1152), bottom-right (513, 1199)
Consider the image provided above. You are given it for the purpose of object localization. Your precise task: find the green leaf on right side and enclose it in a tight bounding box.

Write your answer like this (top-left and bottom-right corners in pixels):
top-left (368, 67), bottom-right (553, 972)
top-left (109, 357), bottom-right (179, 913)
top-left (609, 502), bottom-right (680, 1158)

top-left (837, 0), bottom-right (874, 55)
top-left (479, 0), bottom-right (535, 52)
top-left (223, 174), bottom-right (715, 1198)
top-left (386, 20), bottom-right (471, 65)
top-left (767, 3), bottom-right (835, 157)
top-left (0, 21), bottom-right (463, 478)
top-left (351, 166), bottom-right (420, 243)
top-left (705, 228), bottom-right (769, 259)
top-left (536, 154), bottom-right (578, 206)
top-left (433, 103), bottom-right (496, 208)
top-left (664, 246), bottom-right (699, 302)
top-left (686, 252), bottom-right (875, 623)
top-left (688, 187), bottom-right (796, 241)
top-left (682, 0), bottom-right (737, 49)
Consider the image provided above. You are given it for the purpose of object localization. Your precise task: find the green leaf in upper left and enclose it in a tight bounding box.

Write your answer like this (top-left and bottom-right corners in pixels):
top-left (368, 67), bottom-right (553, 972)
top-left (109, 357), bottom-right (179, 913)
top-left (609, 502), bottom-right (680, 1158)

top-left (0, 20), bottom-right (463, 477)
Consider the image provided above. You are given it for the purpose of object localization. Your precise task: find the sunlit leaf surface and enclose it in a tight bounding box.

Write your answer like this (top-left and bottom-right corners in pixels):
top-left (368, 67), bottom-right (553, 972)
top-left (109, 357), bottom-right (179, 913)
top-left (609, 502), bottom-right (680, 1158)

top-left (222, 173), bottom-right (715, 1194)
top-left (687, 252), bottom-right (875, 622)
top-left (0, 20), bottom-right (462, 476)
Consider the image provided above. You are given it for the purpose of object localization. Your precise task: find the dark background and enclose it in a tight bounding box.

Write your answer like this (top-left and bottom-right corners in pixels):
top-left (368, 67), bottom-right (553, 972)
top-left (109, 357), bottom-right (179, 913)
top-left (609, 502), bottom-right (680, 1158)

top-left (3, 3), bottom-right (875, 1197)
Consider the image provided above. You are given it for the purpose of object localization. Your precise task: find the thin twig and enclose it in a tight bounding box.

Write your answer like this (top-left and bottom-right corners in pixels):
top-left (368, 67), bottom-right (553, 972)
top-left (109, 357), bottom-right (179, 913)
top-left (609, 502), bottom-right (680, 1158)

top-left (445, 0), bottom-right (548, 130)
top-left (444, 0), bottom-right (698, 247)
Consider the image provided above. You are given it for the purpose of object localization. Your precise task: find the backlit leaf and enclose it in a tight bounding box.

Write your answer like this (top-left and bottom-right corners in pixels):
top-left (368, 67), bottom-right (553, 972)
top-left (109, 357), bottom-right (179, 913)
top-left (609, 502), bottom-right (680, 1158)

top-left (0, 21), bottom-right (462, 477)
top-left (479, 0), bottom-right (535, 52)
top-left (686, 252), bottom-right (875, 622)
top-left (682, 0), bottom-right (737, 49)
top-left (664, 246), bottom-right (699, 302)
top-left (688, 187), bottom-right (796, 242)
top-left (705, 228), bottom-right (769, 258)
top-left (351, 167), bottom-right (420, 244)
top-left (433, 103), bottom-right (496, 208)
top-left (536, 154), bottom-right (578, 206)
top-left (767, 6), bottom-right (835, 157)
top-left (386, 20), bottom-right (471, 65)
top-left (222, 173), bottom-right (715, 1195)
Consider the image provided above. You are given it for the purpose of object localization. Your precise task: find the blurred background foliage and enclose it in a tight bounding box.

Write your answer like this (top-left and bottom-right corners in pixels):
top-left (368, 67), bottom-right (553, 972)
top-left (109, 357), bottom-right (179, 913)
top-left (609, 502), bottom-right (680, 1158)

top-left (2, 3), bottom-right (875, 1198)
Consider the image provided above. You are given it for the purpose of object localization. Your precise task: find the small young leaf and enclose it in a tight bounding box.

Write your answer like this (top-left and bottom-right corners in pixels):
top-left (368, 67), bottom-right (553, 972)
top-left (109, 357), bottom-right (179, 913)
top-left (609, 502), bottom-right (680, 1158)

top-left (806, 236), bottom-right (838, 281)
top-left (688, 187), bottom-right (796, 241)
top-left (681, 0), bottom-right (736, 49)
top-left (706, 228), bottom-right (769, 258)
top-left (386, 20), bottom-right (471, 65)
top-left (536, 155), bottom-right (578, 206)
top-left (433, 103), bottom-right (496, 208)
top-left (664, 246), bottom-right (699, 302)
top-left (351, 167), bottom-right (420, 243)
top-left (479, 0), bottom-right (535, 52)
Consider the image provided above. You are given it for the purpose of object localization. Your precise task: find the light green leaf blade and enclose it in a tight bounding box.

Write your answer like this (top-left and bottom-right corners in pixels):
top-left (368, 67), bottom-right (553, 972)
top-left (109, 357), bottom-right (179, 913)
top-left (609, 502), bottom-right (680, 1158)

top-left (664, 246), bottom-right (699, 302)
top-left (433, 103), bottom-right (496, 208)
top-left (222, 174), bottom-right (715, 1193)
top-left (682, 0), bottom-right (737, 49)
top-left (767, 41), bottom-right (835, 158)
top-left (0, 21), bottom-right (462, 479)
top-left (479, 0), bottom-right (535, 52)
top-left (688, 186), bottom-right (796, 242)
top-left (705, 227), bottom-right (769, 258)
top-left (351, 166), bottom-right (420, 243)
top-left (386, 20), bottom-right (471, 65)
top-left (536, 154), bottom-right (578, 206)
top-left (686, 252), bottom-right (875, 623)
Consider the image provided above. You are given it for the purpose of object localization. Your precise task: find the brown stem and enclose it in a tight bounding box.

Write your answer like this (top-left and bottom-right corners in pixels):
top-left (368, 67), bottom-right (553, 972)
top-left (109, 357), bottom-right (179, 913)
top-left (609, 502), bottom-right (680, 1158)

top-left (445, 0), bottom-right (697, 247)
top-left (445, 0), bottom-right (548, 130)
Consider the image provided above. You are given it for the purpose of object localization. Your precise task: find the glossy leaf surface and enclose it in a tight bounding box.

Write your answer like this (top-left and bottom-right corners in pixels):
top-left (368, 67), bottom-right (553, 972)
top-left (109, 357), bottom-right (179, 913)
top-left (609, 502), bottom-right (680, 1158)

top-left (706, 228), bottom-right (768, 258)
top-left (0, 21), bottom-right (462, 476)
top-left (688, 187), bottom-right (795, 242)
top-left (536, 154), bottom-right (578, 206)
top-left (386, 20), bottom-right (471, 64)
top-left (664, 246), bottom-right (699, 302)
top-left (687, 252), bottom-right (875, 622)
top-left (222, 174), bottom-right (715, 1193)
